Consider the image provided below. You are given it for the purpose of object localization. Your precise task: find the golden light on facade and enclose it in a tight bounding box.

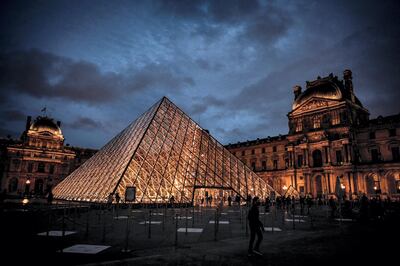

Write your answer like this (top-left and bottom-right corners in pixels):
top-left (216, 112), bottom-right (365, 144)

top-left (341, 184), bottom-right (345, 190)
top-left (282, 185), bottom-right (288, 190)
top-left (53, 97), bottom-right (278, 203)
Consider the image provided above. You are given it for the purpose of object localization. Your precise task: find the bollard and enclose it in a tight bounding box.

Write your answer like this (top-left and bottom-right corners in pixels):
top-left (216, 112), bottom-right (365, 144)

top-left (292, 205), bottom-right (295, 230)
top-left (272, 206), bottom-right (274, 233)
top-left (240, 206), bottom-right (244, 229)
top-left (102, 208), bottom-right (106, 243)
top-left (85, 206), bottom-right (90, 238)
top-left (162, 204), bottom-right (166, 232)
top-left (245, 207), bottom-right (248, 237)
top-left (47, 210), bottom-right (51, 237)
top-left (62, 207), bottom-right (66, 237)
top-left (192, 204), bottom-right (195, 227)
top-left (122, 204), bottom-right (131, 253)
top-left (214, 209), bottom-right (218, 241)
top-left (185, 207), bottom-right (188, 235)
top-left (148, 209), bottom-right (152, 239)
top-left (175, 213), bottom-right (178, 247)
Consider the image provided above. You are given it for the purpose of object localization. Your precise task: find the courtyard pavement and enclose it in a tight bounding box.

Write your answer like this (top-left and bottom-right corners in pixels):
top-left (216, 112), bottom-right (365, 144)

top-left (1, 201), bottom-right (399, 265)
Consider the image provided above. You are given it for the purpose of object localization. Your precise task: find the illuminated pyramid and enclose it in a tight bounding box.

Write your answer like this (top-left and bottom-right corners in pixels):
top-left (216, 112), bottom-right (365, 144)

top-left (53, 97), bottom-right (277, 203)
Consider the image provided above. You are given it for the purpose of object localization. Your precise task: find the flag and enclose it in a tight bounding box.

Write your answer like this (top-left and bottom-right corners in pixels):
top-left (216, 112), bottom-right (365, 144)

top-left (41, 107), bottom-right (46, 112)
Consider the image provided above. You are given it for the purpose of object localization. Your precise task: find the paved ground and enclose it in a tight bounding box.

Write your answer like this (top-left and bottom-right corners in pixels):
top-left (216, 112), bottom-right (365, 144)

top-left (1, 200), bottom-right (399, 266)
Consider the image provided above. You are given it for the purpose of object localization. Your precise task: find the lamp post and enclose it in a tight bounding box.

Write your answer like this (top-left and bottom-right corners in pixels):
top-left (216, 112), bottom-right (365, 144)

top-left (25, 178), bottom-right (31, 197)
top-left (340, 183), bottom-right (346, 200)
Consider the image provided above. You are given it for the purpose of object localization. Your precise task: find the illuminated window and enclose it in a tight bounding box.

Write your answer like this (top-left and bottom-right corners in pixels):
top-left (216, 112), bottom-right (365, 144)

top-left (296, 120), bottom-right (302, 132)
top-left (313, 116), bottom-right (321, 129)
top-left (332, 112), bottom-right (340, 125)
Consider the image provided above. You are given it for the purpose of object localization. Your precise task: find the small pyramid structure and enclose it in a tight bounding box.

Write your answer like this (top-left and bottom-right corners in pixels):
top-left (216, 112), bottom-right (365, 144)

top-left (53, 97), bottom-right (278, 203)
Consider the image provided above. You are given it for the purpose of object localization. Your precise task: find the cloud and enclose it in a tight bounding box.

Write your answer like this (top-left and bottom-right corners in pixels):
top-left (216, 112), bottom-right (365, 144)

top-left (0, 49), bottom-right (194, 105)
top-left (158, 0), bottom-right (291, 45)
top-left (1, 109), bottom-right (27, 122)
top-left (67, 116), bottom-right (103, 130)
top-left (189, 95), bottom-right (225, 115)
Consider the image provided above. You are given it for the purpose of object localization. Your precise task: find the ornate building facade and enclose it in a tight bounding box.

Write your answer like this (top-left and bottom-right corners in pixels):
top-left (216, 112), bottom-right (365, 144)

top-left (0, 116), bottom-right (97, 197)
top-left (227, 70), bottom-right (400, 199)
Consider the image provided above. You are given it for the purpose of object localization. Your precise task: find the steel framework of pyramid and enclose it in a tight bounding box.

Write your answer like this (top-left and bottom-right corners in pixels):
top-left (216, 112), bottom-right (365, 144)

top-left (53, 97), bottom-right (278, 203)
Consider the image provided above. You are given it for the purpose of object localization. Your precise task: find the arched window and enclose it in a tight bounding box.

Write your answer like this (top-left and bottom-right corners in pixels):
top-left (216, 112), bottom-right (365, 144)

top-left (312, 150), bottom-right (323, 167)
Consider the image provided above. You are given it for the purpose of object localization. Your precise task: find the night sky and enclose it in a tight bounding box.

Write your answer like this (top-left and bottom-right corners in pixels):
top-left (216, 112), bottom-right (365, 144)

top-left (1, 0), bottom-right (399, 148)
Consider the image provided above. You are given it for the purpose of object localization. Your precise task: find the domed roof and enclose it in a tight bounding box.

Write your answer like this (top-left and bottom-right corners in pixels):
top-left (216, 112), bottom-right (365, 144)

top-left (292, 74), bottom-right (363, 110)
top-left (30, 116), bottom-right (62, 136)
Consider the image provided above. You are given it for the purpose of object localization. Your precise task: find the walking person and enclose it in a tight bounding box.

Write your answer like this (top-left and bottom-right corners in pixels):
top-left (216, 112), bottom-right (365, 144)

top-left (248, 196), bottom-right (265, 256)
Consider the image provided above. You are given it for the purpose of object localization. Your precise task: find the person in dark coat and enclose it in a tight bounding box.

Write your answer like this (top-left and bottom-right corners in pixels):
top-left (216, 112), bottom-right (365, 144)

top-left (248, 196), bottom-right (265, 256)
top-left (47, 190), bottom-right (54, 204)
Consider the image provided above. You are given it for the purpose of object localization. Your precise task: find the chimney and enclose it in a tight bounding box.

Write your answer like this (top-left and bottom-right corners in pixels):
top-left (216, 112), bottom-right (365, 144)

top-left (343, 69), bottom-right (355, 103)
top-left (26, 116), bottom-right (32, 131)
top-left (57, 121), bottom-right (61, 127)
top-left (293, 85), bottom-right (302, 100)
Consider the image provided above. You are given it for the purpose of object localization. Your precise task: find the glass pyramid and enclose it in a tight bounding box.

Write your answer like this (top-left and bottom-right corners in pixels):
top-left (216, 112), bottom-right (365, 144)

top-left (53, 97), bottom-right (277, 203)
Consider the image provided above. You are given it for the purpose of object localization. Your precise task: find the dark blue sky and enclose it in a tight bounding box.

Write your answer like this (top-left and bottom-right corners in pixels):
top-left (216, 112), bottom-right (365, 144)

top-left (1, 0), bottom-right (399, 148)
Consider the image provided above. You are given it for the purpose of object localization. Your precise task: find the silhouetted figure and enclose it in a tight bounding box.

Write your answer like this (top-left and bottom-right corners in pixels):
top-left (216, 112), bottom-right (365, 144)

top-left (248, 196), bottom-right (264, 256)
top-left (235, 194), bottom-right (241, 206)
top-left (228, 196), bottom-right (232, 206)
top-left (265, 197), bottom-right (270, 213)
top-left (306, 195), bottom-right (313, 214)
top-left (47, 190), bottom-right (54, 204)
top-left (299, 196), bottom-right (305, 215)
top-left (115, 192), bottom-right (121, 204)
top-left (107, 193), bottom-right (113, 209)
top-left (359, 193), bottom-right (369, 222)
top-left (246, 195), bottom-right (252, 207)
top-left (328, 196), bottom-right (336, 218)
top-left (170, 195), bottom-right (175, 205)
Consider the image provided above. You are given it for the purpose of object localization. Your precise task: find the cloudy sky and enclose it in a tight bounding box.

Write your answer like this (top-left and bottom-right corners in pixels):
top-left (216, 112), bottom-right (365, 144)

top-left (1, 0), bottom-right (399, 148)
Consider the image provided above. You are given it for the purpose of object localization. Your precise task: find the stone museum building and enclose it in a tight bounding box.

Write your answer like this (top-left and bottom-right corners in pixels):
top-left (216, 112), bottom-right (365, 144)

top-left (227, 70), bottom-right (400, 199)
top-left (0, 116), bottom-right (97, 197)
top-left (1, 69), bottom-right (399, 200)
